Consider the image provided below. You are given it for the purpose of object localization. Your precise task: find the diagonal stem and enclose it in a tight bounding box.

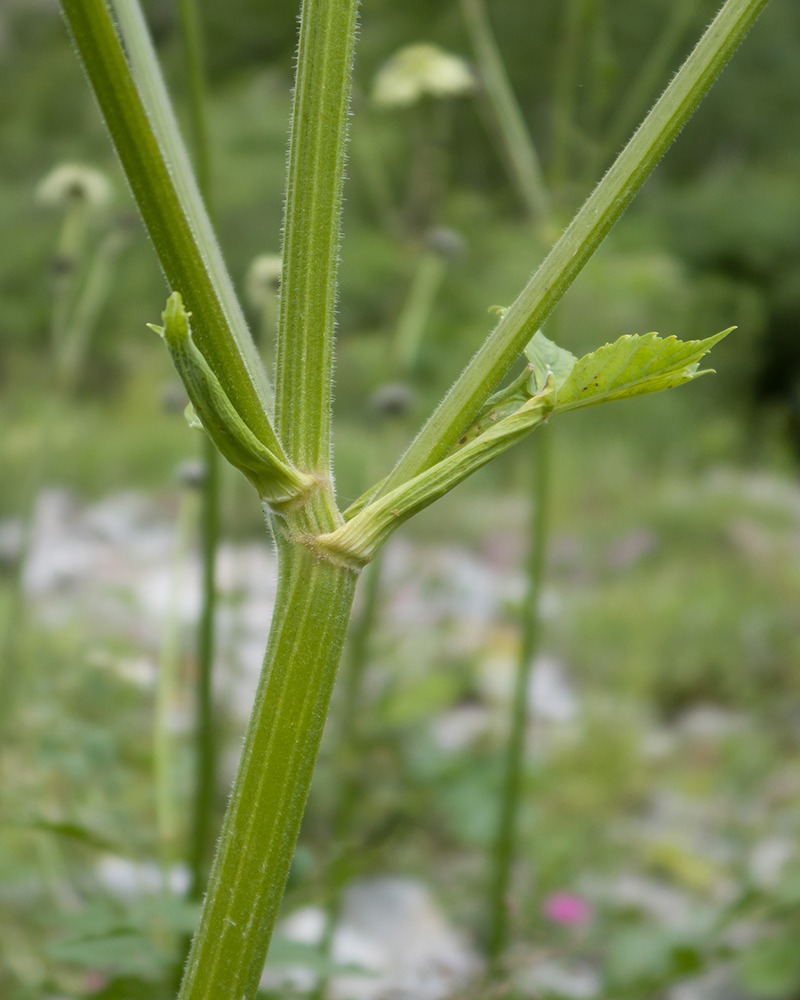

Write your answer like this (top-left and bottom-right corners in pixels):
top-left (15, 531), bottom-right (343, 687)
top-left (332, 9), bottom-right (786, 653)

top-left (372, 0), bottom-right (770, 502)
top-left (62, 0), bottom-right (277, 449)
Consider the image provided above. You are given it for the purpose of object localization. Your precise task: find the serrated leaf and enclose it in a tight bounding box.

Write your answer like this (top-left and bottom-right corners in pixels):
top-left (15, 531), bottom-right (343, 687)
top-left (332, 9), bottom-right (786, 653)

top-left (524, 330), bottom-right (577, 393)
top-left (554, 328), bottom-right (733, 413)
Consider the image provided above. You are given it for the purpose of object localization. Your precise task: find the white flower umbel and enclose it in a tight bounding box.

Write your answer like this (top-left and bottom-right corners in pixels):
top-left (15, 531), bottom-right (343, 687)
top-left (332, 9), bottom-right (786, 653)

top-left (373, 43), bottom-right (475, 107)
top-left (36, 163), bottom-right (112, 210)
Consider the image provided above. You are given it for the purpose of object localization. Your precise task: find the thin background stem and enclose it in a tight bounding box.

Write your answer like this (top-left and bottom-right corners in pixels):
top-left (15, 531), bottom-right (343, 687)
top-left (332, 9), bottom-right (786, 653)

top-left (174, 0), bottom-right (221, 904)
top-left (487, 425), bottom-right (550, 970)
top-left (461, 0), bottom-right (550, 225)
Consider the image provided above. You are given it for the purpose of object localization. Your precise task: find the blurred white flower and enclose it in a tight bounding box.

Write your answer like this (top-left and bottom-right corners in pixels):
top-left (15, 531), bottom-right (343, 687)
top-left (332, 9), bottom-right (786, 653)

top-left (36, 163), bottom-right (111, 210)
top-left (372, 43), bottom-right (475, 108)
top-left (245, 253), bottom-right (282, 310)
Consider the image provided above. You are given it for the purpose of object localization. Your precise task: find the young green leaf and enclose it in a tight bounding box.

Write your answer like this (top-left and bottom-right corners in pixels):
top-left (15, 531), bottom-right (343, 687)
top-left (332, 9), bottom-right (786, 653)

top-left (524, 330), bottom-right (577, 393)
top-left (150, 293), bottom-right (317, 510)
top-left (554, 328), bottom-right (733, 413)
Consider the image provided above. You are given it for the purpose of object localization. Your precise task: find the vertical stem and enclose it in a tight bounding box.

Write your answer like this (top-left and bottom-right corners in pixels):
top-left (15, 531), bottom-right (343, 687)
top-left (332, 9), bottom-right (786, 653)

top-left (486, 425), bottom-right (550, 971)
top-left (57, 223), bottom-right (129, 395)
top-left (314, 554), bottom-right (383, 999)
top-left (188, 434), bottom-right (219, 899)
top-left (393, 252), bottom-right (447, 373)
top-left (550, 0), bottom-right (589, 191)
top-left (460, 0), bottom-right (550, 225)
top-left (155, 486), bottom-right (197, 868)
top-left (174, 0), bottom-right (220, 904)
top-left (275, 0), bottom-right (360, 472)
top-left (178, 542), bottom-right (357, 1000)
top-left (176, 0), bottom-right (211, 203)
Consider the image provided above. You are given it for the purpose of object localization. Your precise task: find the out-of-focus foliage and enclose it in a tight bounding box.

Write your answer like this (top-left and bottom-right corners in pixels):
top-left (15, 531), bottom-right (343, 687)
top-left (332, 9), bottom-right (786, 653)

top-left (2, 0), bottom-right (800, 997)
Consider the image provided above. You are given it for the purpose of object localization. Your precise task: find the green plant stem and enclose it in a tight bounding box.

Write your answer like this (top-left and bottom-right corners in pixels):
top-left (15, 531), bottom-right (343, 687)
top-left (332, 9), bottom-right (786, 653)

top-left (487, 425), bottom-right (550, 972)
top-left (173, 0), bottom-right (220, 904)
top-left (178, 540), bottom-right (358, 1000)
top-left (375, 0), bottom-right (770, 501)
top-left (188, 434), bottom-right (219, 900)
top-left (57, 222), bottom-right (129, 394)
top-left (550, 0), bottom-right (589, 191)
top-left (176, 0), bottom-right (211, 203)
top-left (314, 554), bottom-right (383, 999)
top-left (393, 251), bottom-right (447, 373)
top-left (63, 0), bottom-right (276, 443)
top-left (602, 0), bottom-right (697, 164)
top-left (275, 0), bottom-right (360, 472)
top-left (155, 485), bottom-right (197, 869)
top-left (460, 0), bottom-right (550, 225)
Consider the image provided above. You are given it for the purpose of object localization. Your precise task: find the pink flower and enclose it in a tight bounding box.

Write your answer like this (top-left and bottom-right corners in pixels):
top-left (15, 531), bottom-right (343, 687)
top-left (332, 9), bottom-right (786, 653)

top-left (542, 892), bottom-right (592, 926)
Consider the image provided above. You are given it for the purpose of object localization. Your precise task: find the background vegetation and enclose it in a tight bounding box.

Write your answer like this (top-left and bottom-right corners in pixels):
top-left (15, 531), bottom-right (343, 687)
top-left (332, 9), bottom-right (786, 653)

top-left (2, 0), bottom-right (800, 998)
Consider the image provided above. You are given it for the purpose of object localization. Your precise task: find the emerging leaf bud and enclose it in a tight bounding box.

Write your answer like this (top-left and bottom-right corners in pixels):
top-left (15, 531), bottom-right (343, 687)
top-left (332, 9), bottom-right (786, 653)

top-left (150, 293), bottom-right (318, 511)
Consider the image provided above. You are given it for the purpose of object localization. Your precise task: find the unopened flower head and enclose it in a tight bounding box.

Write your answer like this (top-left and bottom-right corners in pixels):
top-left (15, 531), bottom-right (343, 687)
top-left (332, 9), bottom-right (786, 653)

top-left (246, 254), bottom-right (283, 309)
top-left (36, 163), bottom-right (112, 211)
top-left (372, 43), bottom-right (476, 108)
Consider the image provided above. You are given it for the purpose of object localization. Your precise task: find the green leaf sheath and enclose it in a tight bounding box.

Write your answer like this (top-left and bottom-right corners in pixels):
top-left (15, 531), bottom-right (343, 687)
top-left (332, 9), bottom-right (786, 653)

top-left (178, 542), bottom-right (358, 1000)
top-left (525, 331), bottom-right (578, 393)
top-left (275, 0), bottom-right (360, 473)
top-left (151, 294), bottom-right (315, 509)
top-left (317, 379), bottom-right (556, 567)
top-left (554, 328), bottom-right (733, 412)
top-left (60, 0), bottom-right (275, 445)
top-left (375, 0), bottom-right (769, 496)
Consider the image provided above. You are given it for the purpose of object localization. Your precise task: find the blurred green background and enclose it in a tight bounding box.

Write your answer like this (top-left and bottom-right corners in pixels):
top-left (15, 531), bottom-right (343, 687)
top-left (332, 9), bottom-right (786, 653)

top-left (2, 0), bottom-right (800, 998)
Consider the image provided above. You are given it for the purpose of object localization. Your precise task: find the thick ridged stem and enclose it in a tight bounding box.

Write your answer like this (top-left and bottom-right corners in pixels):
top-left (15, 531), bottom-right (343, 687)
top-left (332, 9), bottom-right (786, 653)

top-left (275, 0), bottom-right (360, 473)
top-left (486, 426), bottom-right (550, 970)
top-left (374, 0), bottom-right (770, 500)
top-left (178, 539), bottom-right (357, 1000)
top-left (314, 554), bottom-right (383, 999)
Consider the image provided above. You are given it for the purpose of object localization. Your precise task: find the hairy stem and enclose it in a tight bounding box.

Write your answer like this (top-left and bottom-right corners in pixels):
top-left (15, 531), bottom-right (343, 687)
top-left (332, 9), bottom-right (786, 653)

top-left (178, 541), bottom-right (357, 1000)
top-left (315, 554), bottom-right (383, 998)
top-left (374, 0), bottom-right (770, 500)
top-left (275, 0), bottom-right (360, 472)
